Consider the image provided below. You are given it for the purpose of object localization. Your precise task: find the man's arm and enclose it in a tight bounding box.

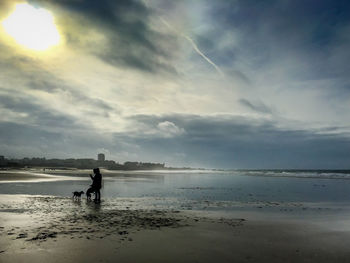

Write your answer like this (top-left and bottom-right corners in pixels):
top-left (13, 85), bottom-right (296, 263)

top-left (89, 174), bottom-right (94, 180)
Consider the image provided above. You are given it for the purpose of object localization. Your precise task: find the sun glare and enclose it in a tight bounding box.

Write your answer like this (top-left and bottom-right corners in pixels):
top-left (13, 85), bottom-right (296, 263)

top-left (1, 3), bottom-right (61, 51)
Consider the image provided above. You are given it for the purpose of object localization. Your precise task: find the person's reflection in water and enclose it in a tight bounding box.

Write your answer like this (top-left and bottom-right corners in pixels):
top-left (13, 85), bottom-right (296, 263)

top-left (86, 168), bottom-right (102, 203)
top-left (88, 200), bottom-right (102, 212)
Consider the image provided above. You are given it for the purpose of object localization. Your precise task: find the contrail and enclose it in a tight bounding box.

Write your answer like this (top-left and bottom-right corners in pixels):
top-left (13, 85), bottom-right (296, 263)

top-left (160, 18), bottom-right (224, 77)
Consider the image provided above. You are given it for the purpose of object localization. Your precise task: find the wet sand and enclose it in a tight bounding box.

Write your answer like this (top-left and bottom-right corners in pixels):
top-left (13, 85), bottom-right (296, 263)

top-left (1, 194), bottom-right (350, 262)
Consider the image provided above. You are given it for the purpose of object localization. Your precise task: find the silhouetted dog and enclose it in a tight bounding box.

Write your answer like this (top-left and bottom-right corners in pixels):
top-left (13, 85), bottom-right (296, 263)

top-left (72, 191), bottom-right (84, 200)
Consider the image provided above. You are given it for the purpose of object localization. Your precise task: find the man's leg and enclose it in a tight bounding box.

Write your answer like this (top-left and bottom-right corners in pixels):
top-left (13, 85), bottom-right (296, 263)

top-left (93, 189), bottom-right (100, 202)
top-left (92, 188), bottom-right (98, 202)
top-left (86, 187), bottom-right (93, 200)
top-left (97, 189), bottom-right (101, 201)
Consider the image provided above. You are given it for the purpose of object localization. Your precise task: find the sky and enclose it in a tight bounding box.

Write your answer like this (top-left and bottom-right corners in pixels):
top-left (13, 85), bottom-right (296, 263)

top-left (0, 0), bottom-right (349, 169)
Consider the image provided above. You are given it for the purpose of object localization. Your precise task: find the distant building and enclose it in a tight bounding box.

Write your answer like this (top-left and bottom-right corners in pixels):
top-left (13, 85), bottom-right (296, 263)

top-left (0, 156), bottom-right (4, 165)
top-left (98, 153), bottom-right (105, 162)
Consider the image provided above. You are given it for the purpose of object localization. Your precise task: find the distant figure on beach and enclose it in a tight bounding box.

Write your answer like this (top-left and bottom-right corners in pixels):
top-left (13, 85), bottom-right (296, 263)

top-left (86, 168), bottom-right (102, 202)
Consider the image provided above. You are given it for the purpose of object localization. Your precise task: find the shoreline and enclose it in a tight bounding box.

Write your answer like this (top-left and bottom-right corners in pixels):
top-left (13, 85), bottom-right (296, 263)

top-left (1, 167), bottom-right (350, 181)
top-left (0, 171), bottom-right (87, 183)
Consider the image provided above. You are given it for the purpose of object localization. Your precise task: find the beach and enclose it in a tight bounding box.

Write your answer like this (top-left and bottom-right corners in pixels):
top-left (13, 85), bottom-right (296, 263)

top-left (1, 0), bottom-right (348, 261)
top-left (1, 169), bottom-right (350, 262)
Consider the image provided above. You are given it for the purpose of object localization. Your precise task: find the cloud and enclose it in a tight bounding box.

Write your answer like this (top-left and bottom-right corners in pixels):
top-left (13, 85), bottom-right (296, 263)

top-left (105, 114), bottom-right (350, 168)
top-left (0, 92), bottom-right (80, 130)
top-left (157, 121), bottom-right (185, 137)
top-left (130, 114), bottom-right (350, 169)
top-left (27, 0), bottom-right (179, 74)
top-left (207, 0), bottom-right (350, 80)
top-left (1, 112), bottom-right (350, 168)
top-left (0, 46), bottom-right (120, 124)
top-left (239, 99), bottom-right (273, 114)
top-left (27, 74), bottom-right (117, 114)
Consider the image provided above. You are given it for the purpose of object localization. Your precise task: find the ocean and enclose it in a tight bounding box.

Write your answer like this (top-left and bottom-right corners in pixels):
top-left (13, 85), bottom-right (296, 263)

top-left (1, 169), bottom-right (350, 210)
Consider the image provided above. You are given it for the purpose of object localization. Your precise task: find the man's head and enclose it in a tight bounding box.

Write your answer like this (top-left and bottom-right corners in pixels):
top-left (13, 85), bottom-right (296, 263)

top-left (93, 168), bottom-right (100, 174)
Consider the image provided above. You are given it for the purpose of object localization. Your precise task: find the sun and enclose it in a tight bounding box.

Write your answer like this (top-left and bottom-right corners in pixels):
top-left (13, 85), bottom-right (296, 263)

top-left (1, 3), bottom-right (61, 51)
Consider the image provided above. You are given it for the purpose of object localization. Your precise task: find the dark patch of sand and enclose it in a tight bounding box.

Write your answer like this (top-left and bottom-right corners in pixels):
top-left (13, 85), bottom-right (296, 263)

top-left (0, 195), bottom-right (188, 245)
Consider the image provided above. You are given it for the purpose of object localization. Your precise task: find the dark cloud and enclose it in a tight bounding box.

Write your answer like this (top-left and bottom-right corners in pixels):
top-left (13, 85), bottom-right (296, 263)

top-left (1, 112), bottom-right (349, 168)
top-left (239, 99), bottom-right (273, 114)
top-left (0, 122), bottom-right (63, 146)
top-left (0, 120), bottom-right (122, 159)
top-left (0, 51), bottom-right (119, 117)
top-left (0, 121), bottom-right (99, 158)
top-left (28, 0), bottom-right (178, 73)
top-left (27, 77), bottom-right (116, 113)
top-left (115, 114), bottom-right (350, 169)
top-left (206, 0), bottom-right (350, 81)
top-left (0, 93), bottom-right (80, 129)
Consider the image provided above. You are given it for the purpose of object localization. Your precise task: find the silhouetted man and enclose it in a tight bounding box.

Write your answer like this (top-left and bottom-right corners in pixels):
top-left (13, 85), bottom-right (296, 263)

top-left (87, 168), bottom-right (102, 202)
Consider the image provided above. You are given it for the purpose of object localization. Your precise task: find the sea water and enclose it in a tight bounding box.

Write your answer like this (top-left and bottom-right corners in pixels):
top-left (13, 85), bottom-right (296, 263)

top-left (1, 170), bottom-right (350, 205)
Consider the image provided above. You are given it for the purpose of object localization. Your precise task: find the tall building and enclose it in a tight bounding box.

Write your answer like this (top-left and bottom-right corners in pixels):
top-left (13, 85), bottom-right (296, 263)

top-left (97, 153), bottom-right (105, 162)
